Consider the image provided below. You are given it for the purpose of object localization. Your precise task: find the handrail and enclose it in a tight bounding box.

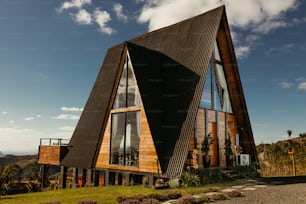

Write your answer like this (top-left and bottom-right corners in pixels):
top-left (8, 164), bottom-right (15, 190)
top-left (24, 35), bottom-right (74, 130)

top-left (39, 138), bottom-right (70, 146)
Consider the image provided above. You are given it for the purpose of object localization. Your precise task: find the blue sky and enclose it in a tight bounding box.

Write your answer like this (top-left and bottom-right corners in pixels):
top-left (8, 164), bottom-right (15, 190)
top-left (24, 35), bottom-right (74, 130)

top-left (0, 0), bottom-right (305, 154)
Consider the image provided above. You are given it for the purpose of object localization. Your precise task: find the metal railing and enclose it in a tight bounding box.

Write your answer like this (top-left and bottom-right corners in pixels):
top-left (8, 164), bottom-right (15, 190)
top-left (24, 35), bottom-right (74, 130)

top-left (40, 138), bottom-right (70, 146)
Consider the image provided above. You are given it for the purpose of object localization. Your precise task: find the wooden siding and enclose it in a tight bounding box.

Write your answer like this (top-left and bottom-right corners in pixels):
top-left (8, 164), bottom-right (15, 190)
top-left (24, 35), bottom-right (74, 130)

top-left (95, 107), bottom-right (161, 174)
top-left (228, 114), bottom-right (239, 153)
top-left (38, 146), bottom-right (68, 166)
top-left (194, 109), bottom-right (238, 168)
top-left (218, 112), bottom-right (226, 167)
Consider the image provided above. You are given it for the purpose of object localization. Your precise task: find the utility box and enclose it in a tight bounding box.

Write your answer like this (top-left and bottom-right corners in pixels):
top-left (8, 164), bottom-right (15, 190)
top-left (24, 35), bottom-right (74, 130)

top-left (236, 154), bottom-right (250, 166)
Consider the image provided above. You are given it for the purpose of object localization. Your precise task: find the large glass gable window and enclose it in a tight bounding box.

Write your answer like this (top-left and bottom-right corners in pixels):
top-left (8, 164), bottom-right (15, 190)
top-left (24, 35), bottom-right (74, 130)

top-left (110, 51), bottom-right (141, 166)
top-left (200, 41), bottom-right (232, 113)
top-left (113, 52), bottom-right (141, 109)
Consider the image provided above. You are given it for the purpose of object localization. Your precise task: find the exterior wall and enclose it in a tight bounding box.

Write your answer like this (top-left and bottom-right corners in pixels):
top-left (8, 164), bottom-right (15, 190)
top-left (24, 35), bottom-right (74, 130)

top-left (194, 108), bottom-right (238, 169)
top-left (95, 107), bottom-right (161, 174)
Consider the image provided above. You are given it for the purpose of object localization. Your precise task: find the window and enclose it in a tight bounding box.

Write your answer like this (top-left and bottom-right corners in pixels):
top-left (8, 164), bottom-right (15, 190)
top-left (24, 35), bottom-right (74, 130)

top-left (110, 111), bottom-right (140, 166)
top-left (113, 52), bottom-right (141, 109)
top-left (199, 41), bottom-right (232, 113)
top-left (110, 51), bottom-right (141, 166)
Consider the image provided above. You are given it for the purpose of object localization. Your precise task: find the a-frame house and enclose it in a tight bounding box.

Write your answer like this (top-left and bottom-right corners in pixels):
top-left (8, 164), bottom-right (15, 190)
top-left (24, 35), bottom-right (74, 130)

top-left (38, 5), bottom-right (257, 187)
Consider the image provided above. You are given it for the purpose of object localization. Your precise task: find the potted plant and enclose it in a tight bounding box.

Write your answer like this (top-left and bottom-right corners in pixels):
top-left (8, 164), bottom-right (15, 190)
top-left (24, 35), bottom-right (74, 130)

top-left (201, 133), bottom-right (214, 168)
top-left (224, 136), bottom-right (233, 167)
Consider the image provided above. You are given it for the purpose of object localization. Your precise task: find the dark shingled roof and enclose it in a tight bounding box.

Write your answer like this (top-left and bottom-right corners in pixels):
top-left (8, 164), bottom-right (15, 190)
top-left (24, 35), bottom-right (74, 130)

top-left (61, 6), bottom-right (257, 177)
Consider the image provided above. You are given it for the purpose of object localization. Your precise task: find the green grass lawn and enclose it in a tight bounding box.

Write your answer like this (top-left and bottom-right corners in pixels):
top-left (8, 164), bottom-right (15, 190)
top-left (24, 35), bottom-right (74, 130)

top-left (0, 182), bottom-right (241, 204)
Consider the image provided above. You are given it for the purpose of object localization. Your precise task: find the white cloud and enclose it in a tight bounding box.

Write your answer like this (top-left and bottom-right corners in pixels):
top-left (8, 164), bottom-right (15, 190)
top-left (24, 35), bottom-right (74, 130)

top-left (61, 106), bottom-right (84, 112)
top-left (113, 3), bottom-right (128, 22)
top-left (57, 0), bottom-right (91, 13)
top-left (136, 0), bottom-right (299, 58)
top-left (264, 43), bottom-right (295, 56)
top-left (0, 127), bottom-right (43, 154)
top-left (2, 111), bottom-right (7, 115)
top-left (296, 77), bottom-right (306, 81)
top-left (138, 0), bottom-right (221, 31)
top-left (297, 82), bottom-right (306, 90)
top-left (24, 117), bottom-right (35, 121)
top-left (236, 46), bottom-right (250, 59)
top-left (93, 9), bottom-right (114, 35)
top-left (9, 121), bottom-right (15, 124)
top-left (51, 114), bottom-right (80, 120)
top-left (252, 20), bottom-right (287, 34)
top-left (72, 9), bottom-right (92, 24)
top-left (279, 82), bottom-right (293, 89)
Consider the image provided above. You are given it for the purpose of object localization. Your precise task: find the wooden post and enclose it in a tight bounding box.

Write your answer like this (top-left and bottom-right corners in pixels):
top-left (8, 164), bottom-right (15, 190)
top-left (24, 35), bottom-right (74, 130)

top-left (72, 167), bottom-right (78, 188)
top-left (60, 166), bottom-right (67, 189)
top-left (148, 174), bottom-right (154, 187)
top-left (41, 164), bottom-right (48, 191)
top-left (87, 169), bottom-right (93, 187)
top-left (82, 169), bottom-right (87, 187)
top-left (124, 172), bottom-right (130, 186)
top-left (104, 170), bottom-right (109, 186)
top-left (94, 170), bottom-right (100, 186)
top-left (291, 154), bottom-right (296, 176)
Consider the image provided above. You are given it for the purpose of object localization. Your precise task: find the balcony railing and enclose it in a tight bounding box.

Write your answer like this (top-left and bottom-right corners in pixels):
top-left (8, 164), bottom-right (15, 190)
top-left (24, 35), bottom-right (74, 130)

top-left (40, 138), bottom-right (70, 146)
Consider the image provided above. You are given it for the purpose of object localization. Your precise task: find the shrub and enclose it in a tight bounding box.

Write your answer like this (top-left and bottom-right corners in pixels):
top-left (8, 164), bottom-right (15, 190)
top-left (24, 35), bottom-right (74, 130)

top-left (167, 178), bottom-right (181, 189)
top-left (77, 198), bottom-right (97, 204)
top-left (180, 172), bottom-right (200, 187)
top-left (198, 169), bottom-right (224, 184)
top-left (232, 163), bottom-right (260, 179)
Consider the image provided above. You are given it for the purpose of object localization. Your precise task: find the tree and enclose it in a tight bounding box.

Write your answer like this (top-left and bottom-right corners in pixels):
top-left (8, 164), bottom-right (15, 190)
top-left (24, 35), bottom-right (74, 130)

top-left (0, 164), bottom-right (21, 195)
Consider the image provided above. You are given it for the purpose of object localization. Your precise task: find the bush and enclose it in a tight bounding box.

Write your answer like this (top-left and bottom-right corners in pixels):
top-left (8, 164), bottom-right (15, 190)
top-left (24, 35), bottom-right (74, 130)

top-left (167, 178), bottom-right (181, 189)
top-left (232, 163), bottom-right (260, 179)
top-left (77, 198), bottom-right (97, 204)
top-left (180, 172), bottom-right (200, 187)
top-left (198, 169), bottom-right (224, 184)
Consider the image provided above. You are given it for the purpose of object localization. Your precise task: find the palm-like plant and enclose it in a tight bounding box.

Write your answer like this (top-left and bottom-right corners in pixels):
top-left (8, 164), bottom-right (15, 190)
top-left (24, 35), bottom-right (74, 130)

top-left (201, 133), bottom-right (214, 157)
top-left (201, 133), bottom-right (214, 168)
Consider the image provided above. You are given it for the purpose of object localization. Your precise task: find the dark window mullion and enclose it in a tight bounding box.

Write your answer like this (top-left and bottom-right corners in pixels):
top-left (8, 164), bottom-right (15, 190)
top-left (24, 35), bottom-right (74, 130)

top-left (123, 112), bottom-right (127, 165)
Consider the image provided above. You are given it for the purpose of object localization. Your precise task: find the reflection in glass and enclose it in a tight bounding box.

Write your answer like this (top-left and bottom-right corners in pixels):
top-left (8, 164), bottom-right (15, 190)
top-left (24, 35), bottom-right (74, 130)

top-left (110, 111), bottom-right (140, 166)
top-left (113, 52), bottom-right (141, 109)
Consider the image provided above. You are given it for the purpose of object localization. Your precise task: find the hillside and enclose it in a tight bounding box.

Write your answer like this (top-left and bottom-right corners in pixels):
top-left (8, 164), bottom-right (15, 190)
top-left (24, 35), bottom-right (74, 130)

top-left (0, 154), bottom-right (60, 179)
top-left (257, 136), bottom-right (306, 176)
top-left (0, 154), bottom-right (38, 168)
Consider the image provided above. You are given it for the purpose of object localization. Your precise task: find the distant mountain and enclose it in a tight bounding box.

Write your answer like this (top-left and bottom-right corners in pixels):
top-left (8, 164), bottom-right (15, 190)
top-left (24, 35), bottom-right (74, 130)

top-left (0, 150), bottom-right (5, 158)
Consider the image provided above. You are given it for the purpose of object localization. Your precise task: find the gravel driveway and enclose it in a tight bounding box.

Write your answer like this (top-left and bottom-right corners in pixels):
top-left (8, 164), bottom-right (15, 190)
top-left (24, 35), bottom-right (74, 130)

top-left (215, 176), bottom-right (306, 204)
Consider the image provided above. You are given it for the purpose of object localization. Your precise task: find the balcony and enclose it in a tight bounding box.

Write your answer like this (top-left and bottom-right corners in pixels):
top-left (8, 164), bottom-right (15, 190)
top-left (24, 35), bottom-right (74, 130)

top-left (38, 138), bottom-right (70, 166)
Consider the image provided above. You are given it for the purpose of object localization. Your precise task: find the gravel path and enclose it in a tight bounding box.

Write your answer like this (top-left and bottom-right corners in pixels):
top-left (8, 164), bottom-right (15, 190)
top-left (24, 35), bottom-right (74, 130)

top-left (215, 177), bottom-right (306, 204)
